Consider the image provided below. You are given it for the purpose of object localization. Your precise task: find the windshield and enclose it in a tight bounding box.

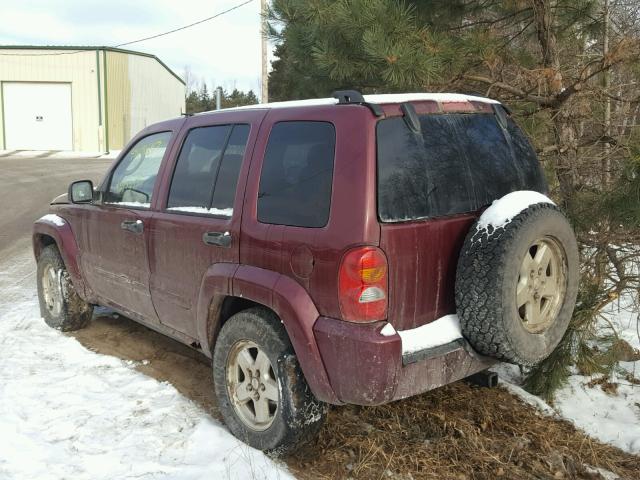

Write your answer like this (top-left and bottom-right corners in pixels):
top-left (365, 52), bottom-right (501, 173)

top-left (376, 112), bottom-right (547, 222)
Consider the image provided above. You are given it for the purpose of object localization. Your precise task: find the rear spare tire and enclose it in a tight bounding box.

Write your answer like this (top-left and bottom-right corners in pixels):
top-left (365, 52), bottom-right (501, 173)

top-left (455, 192), bottom-right (579, 366)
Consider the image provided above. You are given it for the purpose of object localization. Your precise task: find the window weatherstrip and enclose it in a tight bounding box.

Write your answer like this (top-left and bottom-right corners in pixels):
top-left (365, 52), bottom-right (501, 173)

top-left (206, 125), bottom-right (235, 210)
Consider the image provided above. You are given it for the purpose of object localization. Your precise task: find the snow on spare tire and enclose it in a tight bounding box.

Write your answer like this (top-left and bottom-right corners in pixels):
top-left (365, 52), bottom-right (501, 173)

top-left (455, 191), bottom-right (579, 366)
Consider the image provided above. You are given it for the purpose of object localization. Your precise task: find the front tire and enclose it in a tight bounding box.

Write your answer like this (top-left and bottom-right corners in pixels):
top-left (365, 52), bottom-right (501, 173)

top-left (213, 307), bottom-right (326, 454)
top-left (37, 245), bottom-right (93, 331)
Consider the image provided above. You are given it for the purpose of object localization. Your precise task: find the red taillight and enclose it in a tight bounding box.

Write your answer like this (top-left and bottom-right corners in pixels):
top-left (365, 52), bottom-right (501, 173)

top-left (338, 246), bottom-right (388, 322)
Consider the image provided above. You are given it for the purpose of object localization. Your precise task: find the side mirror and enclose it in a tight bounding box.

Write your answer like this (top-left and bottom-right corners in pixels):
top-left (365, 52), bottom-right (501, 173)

top-left (69, 180), bottom-right (94, 204)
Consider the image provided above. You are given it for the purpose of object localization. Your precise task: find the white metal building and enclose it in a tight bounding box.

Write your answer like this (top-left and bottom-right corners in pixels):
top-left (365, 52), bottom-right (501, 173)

top-left (0, 46), bottom-right (186, 152)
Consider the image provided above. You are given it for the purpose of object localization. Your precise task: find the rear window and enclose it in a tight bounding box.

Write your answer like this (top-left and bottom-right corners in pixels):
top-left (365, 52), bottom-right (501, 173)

top-left (377, 113), bottom-right (546, 222)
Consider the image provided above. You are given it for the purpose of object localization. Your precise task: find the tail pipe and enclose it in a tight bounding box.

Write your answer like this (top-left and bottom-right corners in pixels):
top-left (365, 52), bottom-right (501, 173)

top-left (466, 369), bottom-right (499, 388)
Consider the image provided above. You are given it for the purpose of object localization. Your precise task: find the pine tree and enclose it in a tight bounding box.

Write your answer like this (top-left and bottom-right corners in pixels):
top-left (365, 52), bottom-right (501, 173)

top-left (268, 0), bottom-right (640, 399)
top-left (198, 83), bottom-right (211, 111)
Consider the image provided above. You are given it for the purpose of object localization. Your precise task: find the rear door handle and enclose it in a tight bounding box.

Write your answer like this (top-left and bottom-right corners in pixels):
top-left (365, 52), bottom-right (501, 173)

top-left (121, 219), bottom-right (143, 234)
top-left (203, 231), bottom-right (232, 247)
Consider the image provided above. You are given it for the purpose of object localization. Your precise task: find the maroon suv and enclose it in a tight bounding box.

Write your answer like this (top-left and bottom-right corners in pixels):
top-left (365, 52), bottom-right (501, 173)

top-left (33, 91), bottom-right (578, 452)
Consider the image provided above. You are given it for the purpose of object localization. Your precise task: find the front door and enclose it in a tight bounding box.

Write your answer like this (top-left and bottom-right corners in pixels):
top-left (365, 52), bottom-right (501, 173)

top-left (148, 119), bottom-right (254, 338)
top-left (80, 131), bottom-right (172, 322)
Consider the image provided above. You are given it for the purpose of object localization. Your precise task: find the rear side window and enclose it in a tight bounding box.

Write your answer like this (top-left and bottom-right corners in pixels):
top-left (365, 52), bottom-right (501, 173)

top-left (167, 124), bottom-right (249, 217)
top-left (258, 121), bottom-right (335, 228)
top-left (377, 113), bottom-right (546, 222)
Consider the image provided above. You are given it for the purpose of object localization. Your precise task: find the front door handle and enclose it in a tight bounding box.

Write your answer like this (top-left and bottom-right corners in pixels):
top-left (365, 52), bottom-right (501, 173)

top-left (121, 219), bottom-right (143, 234)
top-left (203, 231), bottom-right (232, 248)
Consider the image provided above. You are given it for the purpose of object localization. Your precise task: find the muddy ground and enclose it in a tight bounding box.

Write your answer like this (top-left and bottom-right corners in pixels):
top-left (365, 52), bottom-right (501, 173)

top-left (3, 154), bottom-right (639, 479)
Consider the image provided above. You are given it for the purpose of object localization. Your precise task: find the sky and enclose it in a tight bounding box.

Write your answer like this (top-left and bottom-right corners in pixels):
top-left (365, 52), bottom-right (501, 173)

top-left (0, 0), bottom-right (272, 96)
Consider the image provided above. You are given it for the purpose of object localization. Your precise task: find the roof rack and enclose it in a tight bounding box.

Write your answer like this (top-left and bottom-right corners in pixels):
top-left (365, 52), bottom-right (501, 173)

top-left (332, 90), bottom-right (384, 117)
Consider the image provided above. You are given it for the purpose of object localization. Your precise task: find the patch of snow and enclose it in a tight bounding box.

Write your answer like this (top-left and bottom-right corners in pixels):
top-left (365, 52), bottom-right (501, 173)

top-left (0, 252), bottom-right (293, 480)
top-left (6, 150), bottom-right (48, 157)
top-left (397, 314), bottom-right (462, 355)
top-left (48, 151), bottom-right (102, 159)
top-left (380, 323), bottom-right (397, 337)
top-left (167, 206), bottom-right (233, 217)
top-left (554, 374), bottom-right (640, 454)
top-left (491, 311), bottom-right (640, 456)
top-left (107, 201), bottom-right (150, 208)
top-left (584, 465), bottom-right (622, 480)
top-left (476, 191), bottom-right (555, 231)
top-left (490, 363), bottom-right (557, 416)
top-left (38, 214), bottom-right (66, 227)
top-left (99, 150), bottom-right (122, 160)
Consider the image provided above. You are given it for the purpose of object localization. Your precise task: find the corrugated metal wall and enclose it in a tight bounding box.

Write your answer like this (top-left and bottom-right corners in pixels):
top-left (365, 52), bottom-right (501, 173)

top-left (0, 49), bottom-right (103, 151)
top-left (104, 51), bottom-right (130, 151)
top-left (127, 54), bottom-right (185, 140)
top-left (105, 51), bottom-right (185, 150)
top-left (0, 48), bottom-right (185, 152)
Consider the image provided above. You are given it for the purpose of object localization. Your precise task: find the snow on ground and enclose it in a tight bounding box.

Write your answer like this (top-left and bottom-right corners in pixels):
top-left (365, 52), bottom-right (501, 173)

top-left (0, 251), bottom-right (293, 480)
top-left (492, 289), bottom-right (640, 455)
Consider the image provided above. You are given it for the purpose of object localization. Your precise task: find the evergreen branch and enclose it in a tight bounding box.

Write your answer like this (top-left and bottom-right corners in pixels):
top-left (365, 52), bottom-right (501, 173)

top-left (446, 7), bottom-right (532, 31)
top-left (462, 74), bottom-right (556, 106)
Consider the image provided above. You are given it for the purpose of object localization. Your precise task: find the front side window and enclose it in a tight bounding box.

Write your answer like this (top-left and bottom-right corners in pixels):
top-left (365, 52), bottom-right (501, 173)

top-left (257, 121), bottom-right (335, 228)
top-left (105, 131), bottom-right (172, 207)
top-left (377, 113), bottom-right (547, 222)
top-left (167, 124), bottom-right (250, 217)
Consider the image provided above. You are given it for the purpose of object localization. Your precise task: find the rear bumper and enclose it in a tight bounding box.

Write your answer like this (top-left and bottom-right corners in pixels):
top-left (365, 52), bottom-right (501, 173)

top-left (313, 316), bottom-right (495, 406)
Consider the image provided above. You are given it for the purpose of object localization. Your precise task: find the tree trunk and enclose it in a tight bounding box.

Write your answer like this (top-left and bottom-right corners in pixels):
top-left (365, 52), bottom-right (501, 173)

top-left (603, 0), bottom-right (612, 185)
top-left (532, 0), bottom-right (577, 208)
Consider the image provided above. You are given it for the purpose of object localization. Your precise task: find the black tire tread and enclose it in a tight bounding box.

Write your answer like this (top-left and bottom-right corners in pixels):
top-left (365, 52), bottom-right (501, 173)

top-left (37, 245), bottom-right (93, 331)
top-left (213, 307), bottom-right (326, 454)
top-left (455, 203), bottom-right (572, 365)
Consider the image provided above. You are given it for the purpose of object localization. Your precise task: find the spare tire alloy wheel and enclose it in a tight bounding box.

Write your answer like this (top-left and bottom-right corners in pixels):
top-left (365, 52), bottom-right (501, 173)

top-left (456, 202), bottom-right (579, 366)
top-left (227, 340), bottom-right (279, 431)
top-left (516, 237), bottom-right (567, 334)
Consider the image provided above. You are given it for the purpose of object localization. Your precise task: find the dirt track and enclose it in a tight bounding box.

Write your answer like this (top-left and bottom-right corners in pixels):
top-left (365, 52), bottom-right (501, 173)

top-left (2, 154), bottom-right (638, 479)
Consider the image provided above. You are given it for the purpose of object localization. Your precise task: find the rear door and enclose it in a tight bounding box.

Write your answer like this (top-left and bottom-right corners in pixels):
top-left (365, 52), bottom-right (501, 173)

top-left (376, 109), bottom-right (547, 330)
top-left (148, 111), bottom-right (263, 338)
top-left (80, 130), bottom-right (174, 322)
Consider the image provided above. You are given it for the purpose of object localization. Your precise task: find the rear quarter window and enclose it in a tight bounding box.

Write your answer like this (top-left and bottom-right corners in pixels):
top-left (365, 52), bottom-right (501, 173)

top-left (257, 121), bottom-right (335, 228)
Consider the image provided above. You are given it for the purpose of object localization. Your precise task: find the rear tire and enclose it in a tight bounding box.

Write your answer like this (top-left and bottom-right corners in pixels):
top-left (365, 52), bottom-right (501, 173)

top-left (37, 245), bottom-right (93, 331)
top-left (456, 203), bottom-right (579, 366)
top-left (213, 307), bottom-right (326, 454)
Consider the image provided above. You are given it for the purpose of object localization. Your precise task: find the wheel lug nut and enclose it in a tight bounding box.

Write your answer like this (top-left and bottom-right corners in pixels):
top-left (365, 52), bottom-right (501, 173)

top-left (247, 384), bottom-right (253, 391)
top-left (260, 384), bottom-right (265, 391)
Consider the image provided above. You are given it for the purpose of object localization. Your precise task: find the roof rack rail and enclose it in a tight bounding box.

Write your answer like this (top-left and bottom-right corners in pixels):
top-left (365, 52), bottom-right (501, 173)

top-left (332, 90), bottom-right (384, 117)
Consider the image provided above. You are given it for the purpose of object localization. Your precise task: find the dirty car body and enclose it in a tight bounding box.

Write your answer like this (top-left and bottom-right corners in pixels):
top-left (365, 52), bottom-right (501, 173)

top-left (33, 92), bottom-right (549, 412)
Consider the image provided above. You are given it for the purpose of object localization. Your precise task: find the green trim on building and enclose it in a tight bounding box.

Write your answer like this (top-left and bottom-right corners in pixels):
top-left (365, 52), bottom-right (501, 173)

top-left (0, 45), bottom-right (186, 85)
top-left (102, 49), bottom-right (109, 154)
top-left (0, 82), bottom-right (5, 149)
top-left (96, 50), bottom-right (102, 126)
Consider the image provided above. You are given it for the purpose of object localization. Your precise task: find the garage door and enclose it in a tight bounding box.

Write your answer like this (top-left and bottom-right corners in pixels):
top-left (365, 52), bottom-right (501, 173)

top-left (2, 82), bottom-right (72, 151)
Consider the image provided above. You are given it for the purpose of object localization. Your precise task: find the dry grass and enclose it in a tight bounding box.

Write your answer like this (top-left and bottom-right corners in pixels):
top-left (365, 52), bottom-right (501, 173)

top-left (285, 382), bottom-right (640, 480)
top-left (73, 314), bottom-right (638, 479)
